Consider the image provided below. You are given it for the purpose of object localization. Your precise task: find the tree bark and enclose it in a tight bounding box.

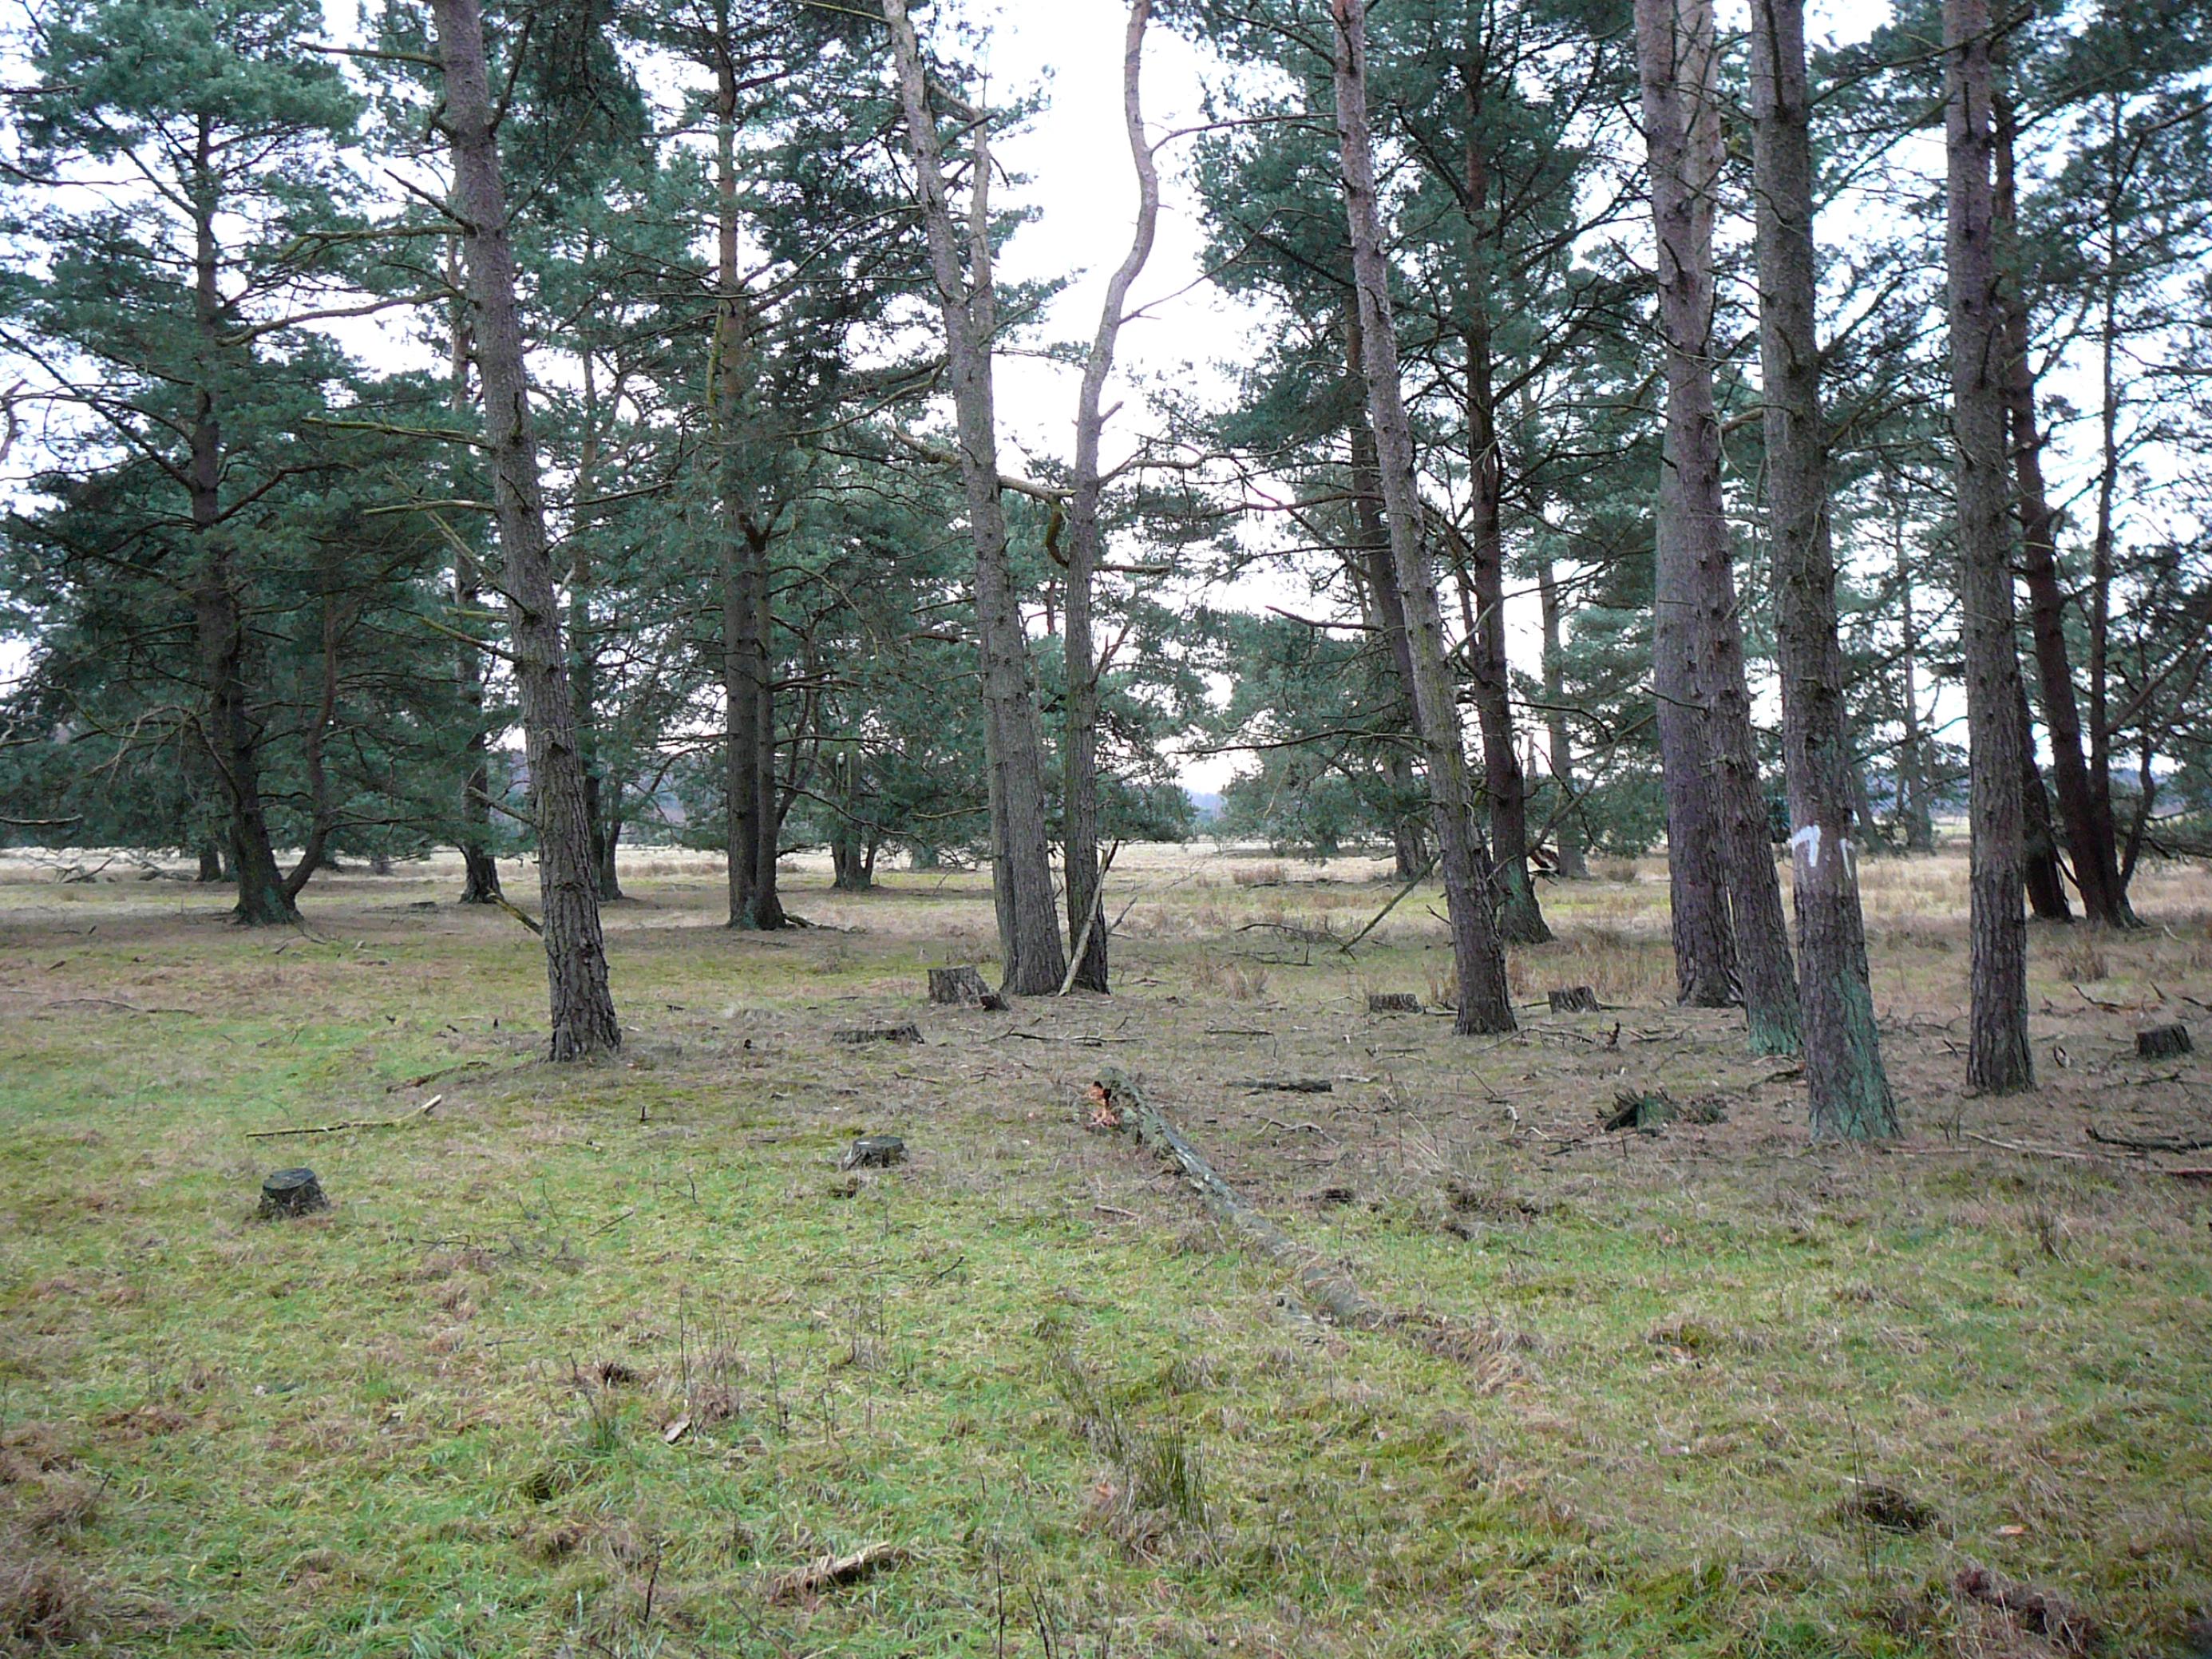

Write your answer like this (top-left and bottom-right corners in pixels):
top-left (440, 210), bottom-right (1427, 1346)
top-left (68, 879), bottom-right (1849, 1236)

top-left (1654, 427), bottom-right (1739, 1004)
top-left (884, 0), bottom-right (1065, 995)
top-left (187, 119), bottom-right (292, 927)
top-left (1636, 0), bottom-right (1799, 1050)
top-left (446, 239), bottom-right (502, 907)
top-left (1995, 86), bottom-right (2134, 928)
top-left (1945, 0), bottom-right (2033, 1093)
top-left (1750, 0), bottom-right (1897, 1137)
top-left (432, 0), bottom-right (619, 1059)
top-left (1062, 0), bottom-right (1159, 995)
top-left (1459, 101), bottom-right (1548, 944)
top-left (1536, 562), bottom-right (1589, 879)
top-left (1330, 0), bottom-right (1514, 1036)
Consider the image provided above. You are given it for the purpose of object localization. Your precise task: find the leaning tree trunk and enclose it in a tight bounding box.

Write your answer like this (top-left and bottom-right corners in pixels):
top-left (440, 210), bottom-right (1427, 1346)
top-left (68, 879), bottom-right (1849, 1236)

top-left (1995, 89), bottom-right (2132, 929)
top-left (1062, 0), bottom-right (1159, 995)
top-left (1751, 0), bottom-right (1897, 1138)
top-left (1945, 0), bottom-right (2032, 1093)
top-left (1331, 0), bottom-right (1514, 1035)
top-left (884, 0), bottom-right (1064, 995)
top-left (1638, 0), bottom-right (1801, 1054)
top-left (432, 0), bottom-right (619, 1059)
top-left (1537, 562), bottom-right (1589, 879)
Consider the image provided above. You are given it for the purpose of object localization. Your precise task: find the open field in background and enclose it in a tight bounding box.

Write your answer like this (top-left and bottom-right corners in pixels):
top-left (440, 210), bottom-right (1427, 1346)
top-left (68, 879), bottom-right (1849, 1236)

top-left (2, 843), bottom-right (2208, 1657)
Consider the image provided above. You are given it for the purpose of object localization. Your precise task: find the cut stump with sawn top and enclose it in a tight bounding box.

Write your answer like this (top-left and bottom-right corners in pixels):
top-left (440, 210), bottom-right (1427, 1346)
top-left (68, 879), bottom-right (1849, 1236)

top-left (259, 1167), bottom-right (328, 1218)
top-left (2138, 1024), bottom-right (2193, 1059)
top-left (926, 966), bottom-right (1006, 1011)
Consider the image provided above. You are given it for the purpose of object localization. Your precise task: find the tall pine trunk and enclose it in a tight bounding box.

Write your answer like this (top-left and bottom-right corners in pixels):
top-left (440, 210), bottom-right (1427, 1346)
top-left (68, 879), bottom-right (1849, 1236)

top-left (446, 240), bottom-right (502, 907)
top-left (1331, 0), bottom-right (1514, 1035)
top-left (1636, 0), bottom-right (1799, 1051)
top-left (188, 122), bottom-right (292, 927)
top-left (885, 0), bottom-right (1065, 995)
top-left (1062, 0), bottom-right (1159, 995)
top-left (1460, 100), bottom-right (1548, 944)
top-left (1945, 0), bottom-right (2033, 1093)
top-left (432, 0), bottom-right (619, 1059)
top-left (710, 45), bottom-right (783, 932)
top-left (1751, 0), bottom-right (1896, 1137)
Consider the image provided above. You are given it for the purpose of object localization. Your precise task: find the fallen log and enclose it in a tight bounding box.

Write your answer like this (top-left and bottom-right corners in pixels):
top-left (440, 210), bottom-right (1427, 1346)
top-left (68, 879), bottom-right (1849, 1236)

top-left (2085, 1126), bottom-right (2212, 1154)
top-left (1086, 1066), bottom-right (1389, 1331)
top-left (1086, 1070), bottom-right (1524, 1371)
top-left (1236, 1078), bottom-right (1334, 1095)
top-left (1367, 992), bottom-right (1422, 1014)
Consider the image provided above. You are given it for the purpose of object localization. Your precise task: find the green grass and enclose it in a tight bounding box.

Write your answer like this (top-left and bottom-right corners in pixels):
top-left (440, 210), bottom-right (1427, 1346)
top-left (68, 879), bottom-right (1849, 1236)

top-left (1, 852), bottom-right (2208, 1656)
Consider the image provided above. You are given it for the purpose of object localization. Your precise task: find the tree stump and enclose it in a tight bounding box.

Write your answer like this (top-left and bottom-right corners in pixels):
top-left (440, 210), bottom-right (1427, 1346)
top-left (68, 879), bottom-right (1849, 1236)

top-left (834, 1024), bottom-right (922, 1045)
top-left (1367, 992), bottom-right (1423, 1014)
top-left (927, 966), bottom-right (1006, 1011)
top-left (1547, 985), bottom-right (1601, 1014)
top-left (2138, 1024), bottom-right (2193, 1059)
top-left (258, 1167), bottom-right (328, 1218)
top-left (840, 1134), bottom-right (907, 1170)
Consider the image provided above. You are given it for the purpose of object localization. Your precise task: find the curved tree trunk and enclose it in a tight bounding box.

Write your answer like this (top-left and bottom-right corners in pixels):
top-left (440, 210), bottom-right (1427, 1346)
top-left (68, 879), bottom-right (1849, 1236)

top-left (1751, 0), bottom-right (1896, 1138)
top-left (1062, 0), bottom-right (1159, 996)
top-left (432, 0), bottom-right (619, 1059)
top-left (1945, 0), bottom-right (2033, 1093)
top-left (1331, 0), bottom-right (1514, 1036)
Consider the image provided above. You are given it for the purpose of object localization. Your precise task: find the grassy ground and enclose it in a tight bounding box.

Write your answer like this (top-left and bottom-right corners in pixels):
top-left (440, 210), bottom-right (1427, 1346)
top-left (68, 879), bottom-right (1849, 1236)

top-left (2, 845), bottom-right (2208, 1657)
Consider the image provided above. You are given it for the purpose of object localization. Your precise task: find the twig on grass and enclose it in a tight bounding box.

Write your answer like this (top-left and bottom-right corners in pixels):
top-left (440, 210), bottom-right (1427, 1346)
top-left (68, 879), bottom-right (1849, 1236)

top-left (247, 1094), bottom-right (443, 1139)
top-left (1961, 1130), bottom-right (2095, 1162)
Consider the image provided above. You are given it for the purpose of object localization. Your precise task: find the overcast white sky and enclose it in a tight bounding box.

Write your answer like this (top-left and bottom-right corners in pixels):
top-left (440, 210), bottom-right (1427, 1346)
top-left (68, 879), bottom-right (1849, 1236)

top-left (964, 1), bottom-right (1904, 790)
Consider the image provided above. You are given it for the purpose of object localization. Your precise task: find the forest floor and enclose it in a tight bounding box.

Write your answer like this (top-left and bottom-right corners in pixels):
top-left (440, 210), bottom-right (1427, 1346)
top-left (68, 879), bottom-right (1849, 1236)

top-left (2, 844), bottom-right (2209, 1658)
